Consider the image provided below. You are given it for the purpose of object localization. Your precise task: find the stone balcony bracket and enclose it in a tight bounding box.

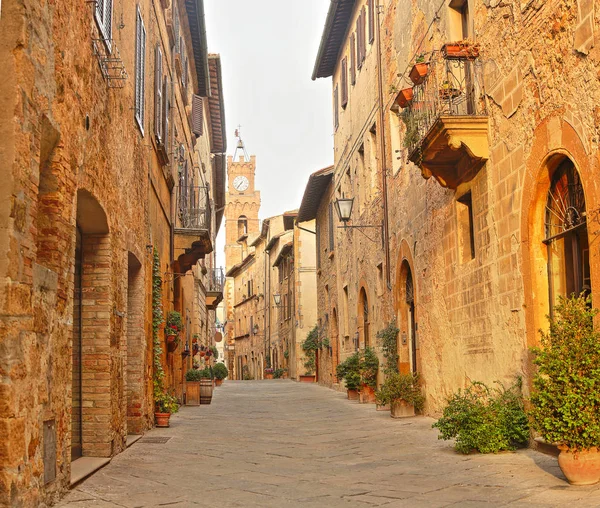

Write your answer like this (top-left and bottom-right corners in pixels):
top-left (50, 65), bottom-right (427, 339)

top-left (410, 116), bottom-right (490, 189)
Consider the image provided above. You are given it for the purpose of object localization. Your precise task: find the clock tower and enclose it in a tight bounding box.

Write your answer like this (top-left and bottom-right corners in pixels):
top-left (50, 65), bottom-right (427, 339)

top-left (224, 148), bottom-right (261, 270)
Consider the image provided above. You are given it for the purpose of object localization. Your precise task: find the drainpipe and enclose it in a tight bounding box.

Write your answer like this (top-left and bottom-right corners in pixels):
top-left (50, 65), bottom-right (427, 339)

top-left (376, 0), bottom-right (392, 289)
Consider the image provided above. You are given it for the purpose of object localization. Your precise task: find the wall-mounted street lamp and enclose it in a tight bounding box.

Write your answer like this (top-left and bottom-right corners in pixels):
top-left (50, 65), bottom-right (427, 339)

top-left (334, 196), bottom-right (383, 245)
top-left (273, 294), bottom-right (282, 306)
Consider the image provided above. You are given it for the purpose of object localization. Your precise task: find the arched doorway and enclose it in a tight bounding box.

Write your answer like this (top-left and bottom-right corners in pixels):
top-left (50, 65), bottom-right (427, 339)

top-left (358, 288), bottom-right (370, 349)
top-left (544, 158), bottom-right (589, 311)
top-left (398, 260), bottom-right (418, 374)
top-left (331, 308), bottom-right (339, 382)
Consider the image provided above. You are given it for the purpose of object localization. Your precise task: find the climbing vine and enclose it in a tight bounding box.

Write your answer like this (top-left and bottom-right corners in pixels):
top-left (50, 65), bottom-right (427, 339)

top-left (152, 249), bottom-right (165, 400)
top-left (377, 321), bottom-right (400, 375)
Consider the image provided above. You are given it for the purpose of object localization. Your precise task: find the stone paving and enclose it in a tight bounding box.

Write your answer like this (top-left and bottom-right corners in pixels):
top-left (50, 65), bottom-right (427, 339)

top-left (58, 380), bottom-right (600, 507)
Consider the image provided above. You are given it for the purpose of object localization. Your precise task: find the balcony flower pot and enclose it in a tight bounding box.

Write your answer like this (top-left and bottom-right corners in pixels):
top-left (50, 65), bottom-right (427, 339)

top-left (557, 446), bottom-right (600, 485)
top-left (395, 87), bottom-right (414, 108)
top-left (347, 388), bottom-right (359, 400)
top-left (299, 374), bottom-right (316, 383)
top-left (409, 63), bottom-right (429, 85)
top-left (359, 384), bottom-right (377, 404)
top-left (390, 399), bottom-right (415, 418)
top-left (442, 41), bottom-right (480, 60)
top-left (154, 412), bottom-right (171, 427)
top-left (199, 350), bottom-right (206, 357)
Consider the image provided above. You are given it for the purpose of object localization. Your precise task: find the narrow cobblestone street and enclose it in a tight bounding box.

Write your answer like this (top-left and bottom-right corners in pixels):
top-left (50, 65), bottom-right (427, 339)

top-left (58, 381), bottom-right (600, 508)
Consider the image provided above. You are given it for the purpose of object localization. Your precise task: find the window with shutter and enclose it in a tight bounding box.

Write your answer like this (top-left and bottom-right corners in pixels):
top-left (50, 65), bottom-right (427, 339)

top-left (341, 57), bottom-right (348, 108)
top-left (95, 0), bottom-right (113, 51)
top-left (334, 86), bottom-right (339, 131)
top-left (356, 14), bottom-right (363, 70)
top-left (173, 4), bottom-right (180, 53)
top-left (134, 7), bottom-right (146, 134)
top-left (350, 33), bottom-right (356, 85)
top-left (192, 95), bottom-right (204, 137)
top-left (361, 8), bottom-right (367, 62)
top-left (154, 45), bottom-right (163, 143)
top-left (162, 78), bottom-right (170, 162)
top-left (369, 0), bottom-right (375, 43)
top-left (328, 203), bottom-right (335, 252)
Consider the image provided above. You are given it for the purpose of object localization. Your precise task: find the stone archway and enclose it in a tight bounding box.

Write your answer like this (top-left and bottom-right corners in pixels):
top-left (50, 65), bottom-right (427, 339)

top-left (394, 240), bottom-right (418, 375)
top-left (73, 189), bottom-right (112, 459)
top-left (521, 116), bottom-right (600, 354)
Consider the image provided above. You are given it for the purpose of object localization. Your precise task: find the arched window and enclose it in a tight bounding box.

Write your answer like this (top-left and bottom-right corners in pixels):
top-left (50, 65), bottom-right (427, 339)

top-left (237, 215), bottom-right (248, 238)
top-left (544, 159), bottom-right (590, 311)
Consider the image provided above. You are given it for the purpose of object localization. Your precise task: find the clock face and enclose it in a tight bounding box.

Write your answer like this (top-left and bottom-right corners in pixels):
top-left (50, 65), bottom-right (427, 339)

top-left (233, 176), bottom-right (249, 192)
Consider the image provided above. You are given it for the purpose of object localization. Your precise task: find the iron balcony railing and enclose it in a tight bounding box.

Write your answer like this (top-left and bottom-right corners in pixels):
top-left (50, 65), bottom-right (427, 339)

top-left (209, 267), bottom-right (225, 293)
top-left (403, 52), bottom-right (486, 156)
top-left (176, 186), bottom-right (211, 231)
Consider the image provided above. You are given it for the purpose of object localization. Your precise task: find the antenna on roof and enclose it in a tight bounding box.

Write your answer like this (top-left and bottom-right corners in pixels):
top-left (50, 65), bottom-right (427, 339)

top-left (233, 125), bottom-right (250, 162)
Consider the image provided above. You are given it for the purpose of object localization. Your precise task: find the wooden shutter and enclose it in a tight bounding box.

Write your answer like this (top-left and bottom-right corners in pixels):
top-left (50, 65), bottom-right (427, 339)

top-left (162, 77), bottom-right (170, 160)
top-left (356, 13), bottom-right (363, 70)
top-left (95, 0), bottom-right (113, 51)
top-left (328, 203), bottom-right (335, 252)
top-left (341, 57), bottom-right (348, 108)
top-left (135, 8), bottom-right (145, 133)
top-left (192, 95), bottom-right (204, 137)
top-left (334, 86), bottom-right (339, 131)
top-left (360, 8), bottom-right (367, 64)
top-left (173, 4), bottom-right (180, 53)
top-left (350, 33), bottom-right (356, 85)
top-left (154, 45), bottom-right (163, 143)
top-left (369, 0), bottom-right (375, 43)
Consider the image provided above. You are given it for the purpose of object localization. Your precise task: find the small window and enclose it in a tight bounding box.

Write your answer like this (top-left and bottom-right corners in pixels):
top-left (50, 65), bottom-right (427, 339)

top-left (449, 0), bottom-right (471, 41)
top-left (457, 191), bottom-right (475, 263)
top-left (134, 7), bottom-right (146, 134)
top-left (350, 33), bottom-right (356, 85)
top-left (341, 57), bottom-right (348, 108)
top-left (368, 0), bottom-right (375, 43)
top-left (328, 203), bottom-right (335, 252)
top-left (333, 86), bottom-right (339, 131)
top-left (154, 44), bottom-right (163, 142)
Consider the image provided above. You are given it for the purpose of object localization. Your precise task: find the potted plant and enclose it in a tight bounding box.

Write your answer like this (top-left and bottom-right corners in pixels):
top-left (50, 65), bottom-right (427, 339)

top-left (376, 372), bottom-right (424, 418)
top-left (165, 311), bottom-right (183, 352)
top-left (336, 352), bottom-right (361, 400)
top-left (376, 321), bottom-right (400, 411)
top-left (358, 347), bottom-right (379, 403)
top-left (213, 362), bottom-right (228, 386)
top-left (409, 55), bottom-right (429, 85)
top-left (154, 391), bottom-right (178, 427)
top-left (441, 40), bottom-right (480, 60)
top-left (395, 87), bottom-right (414, 108)
top-left (273, 368), bottom-right (285, 379)
top-left (264, 367), bottom-right (274, 380)
top-left (185, 368), bottom-right (203, 405)
top-left (210, 345), bottom-right (219, 359)
top-left (530, 295), bottom-right (600, 485)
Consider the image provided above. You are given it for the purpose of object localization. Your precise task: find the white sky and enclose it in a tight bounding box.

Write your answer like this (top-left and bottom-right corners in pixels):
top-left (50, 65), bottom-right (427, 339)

top-left (204, 0), bottom-right (334, 269)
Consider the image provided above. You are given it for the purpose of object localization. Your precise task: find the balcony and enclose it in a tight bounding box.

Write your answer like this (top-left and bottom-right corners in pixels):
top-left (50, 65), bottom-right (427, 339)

top-left (174, 186), bottom-right (213, 273)
top-left (403, 50), bottom-right (489, 189)
top-left (206, 268), bottom-right (224, 310)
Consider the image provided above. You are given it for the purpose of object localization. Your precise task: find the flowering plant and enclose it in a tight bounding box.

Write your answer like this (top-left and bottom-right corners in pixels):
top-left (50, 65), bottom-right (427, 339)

top-left (264, 368), bottom-right (274, 374)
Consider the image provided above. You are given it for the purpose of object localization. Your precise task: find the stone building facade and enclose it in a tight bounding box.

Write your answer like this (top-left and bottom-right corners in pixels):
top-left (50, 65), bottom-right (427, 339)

top-left (0, 0), bottom-right (225, 504)
top-left (307, 0), bottom-right (600, 411)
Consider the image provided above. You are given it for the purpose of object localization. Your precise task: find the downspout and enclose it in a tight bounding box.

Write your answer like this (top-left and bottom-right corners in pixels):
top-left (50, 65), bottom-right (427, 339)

top-left (376, 0), bottom-right (392, 288)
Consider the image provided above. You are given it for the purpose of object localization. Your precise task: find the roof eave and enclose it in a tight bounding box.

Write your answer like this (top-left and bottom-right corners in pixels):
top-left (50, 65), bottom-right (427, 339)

top-left (185, 0), bottom-right (210, 96)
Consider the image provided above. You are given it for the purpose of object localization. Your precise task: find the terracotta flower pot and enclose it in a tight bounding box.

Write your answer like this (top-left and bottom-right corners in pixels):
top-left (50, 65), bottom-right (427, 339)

top-left (347, 389), bottom-right (359, 400)
top-left (166, 339), bottom-right (178, 353)
top-left (299, 375), bottom-right (316, 383)
top-left (395, 87), bottom-right (414, 108)
top-left (409, 63), bottom-right (429, 85)
top-left (557, 447), bottom-right (600, 485)
top-left (359, 385), bottom-right (377, 404)
top-left (155, 412), bottom-right (171, 427)
top-left (441, 42), bottom-right (480, 60)
top-left (264, 373), bottom-right (273, 380)
top-left (390, 399), bottom-right (415, 418)
top-left (214, 379), bottom-right (223, 387)
top-left (199, 351), bottom-right (206, 357)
